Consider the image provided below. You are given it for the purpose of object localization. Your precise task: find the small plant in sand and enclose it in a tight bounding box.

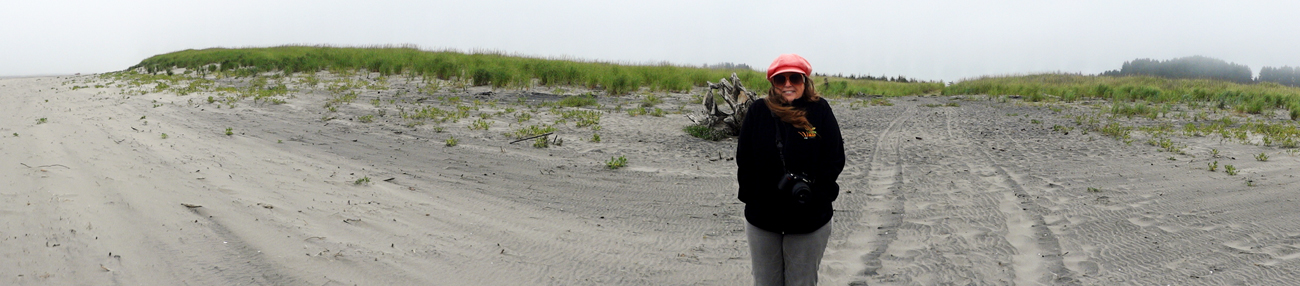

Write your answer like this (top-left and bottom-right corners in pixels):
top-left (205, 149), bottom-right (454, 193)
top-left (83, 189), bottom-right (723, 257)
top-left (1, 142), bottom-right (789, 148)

top-left (1210, 148), bottom-right (1220, 158)
top-left (510, 125), bottom-right (556, 139)
top-left (1099, 122), bottom-right (1133, 140)
top-left (640, 94), bottom-right (663, 107)
top-left (358, 114), bottom-right (375, 123)
top-left (1087, 187), bottom-right (1102, 193)
top-left (627, 107), bottom-right (647, 117)
top-left (532, 137), bottom-right (549, 148)
top-left (560, 110), bottom-right (601, 128)
top-left (605, 155), bottom-right (628, 169)
top-left (11, 133), bottom-right (16, 137)
top-left (1051, 125), bottom-right (1073, 135)
top-left (160, 133), bottom-right (168, 139)
top-left (849, 98), bottom-right (892, 109)
top-left (684, 124), bottom-right (726, 141)
top-left (555, 94), bottom-right (598, 108)
top-left (224, 127), bottom-right (233, 136)
top-left (590, 133), bottom-right (601, 142)
top-left (1208, 161), bottom-right (1218, 172)
top-left (648, 107), bottom-right (666, 117)
top-left (354, 176), bottom-right (371, 185)
top-left (434, 126), bottom-right (445, 133)
top-left (36, 118), bottom-right (47, 124)
top-left (1224, 164), bottom-right (1238, 176)
top-left (468, 118), bottom-right (492, 130)
top-left (445, 136), bottom-right (458, 147)
top-left (1255, 152), bottom-right (1269, 161)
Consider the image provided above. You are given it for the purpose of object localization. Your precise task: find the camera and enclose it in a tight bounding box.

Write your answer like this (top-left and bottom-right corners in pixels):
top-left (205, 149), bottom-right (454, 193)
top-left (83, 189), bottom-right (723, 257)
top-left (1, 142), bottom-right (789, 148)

top-left (777, 173), bottom-right (814, 204)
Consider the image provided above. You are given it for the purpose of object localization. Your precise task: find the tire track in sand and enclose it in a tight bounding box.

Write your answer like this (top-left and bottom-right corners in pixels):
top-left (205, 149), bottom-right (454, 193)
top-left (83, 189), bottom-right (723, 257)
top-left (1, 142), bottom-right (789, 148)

top-left (822, 106), bottom-right (915, 285)
top-left (944, 107), bottom-right (1078, 285)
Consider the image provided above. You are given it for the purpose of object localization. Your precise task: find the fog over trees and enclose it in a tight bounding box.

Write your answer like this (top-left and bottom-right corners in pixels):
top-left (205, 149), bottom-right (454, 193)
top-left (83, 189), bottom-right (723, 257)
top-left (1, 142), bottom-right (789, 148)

top-left (1259, 66), bottom-right (1300, 87)
top-left (1100, 56), bottom-right (1300, 87)
top-left (1101, 56), bottom-right (1253, 83)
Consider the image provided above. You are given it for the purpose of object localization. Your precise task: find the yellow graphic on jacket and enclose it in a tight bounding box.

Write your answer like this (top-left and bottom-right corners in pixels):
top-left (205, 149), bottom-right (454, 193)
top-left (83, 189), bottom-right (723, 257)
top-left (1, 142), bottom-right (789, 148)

top-left (799, 127), bottom-right (818, 139)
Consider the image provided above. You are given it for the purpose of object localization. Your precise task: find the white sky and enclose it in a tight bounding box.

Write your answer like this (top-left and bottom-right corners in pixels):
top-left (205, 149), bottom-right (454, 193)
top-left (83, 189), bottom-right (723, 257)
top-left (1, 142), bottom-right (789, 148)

top-left (3, 0), bottom-right (1298, 81)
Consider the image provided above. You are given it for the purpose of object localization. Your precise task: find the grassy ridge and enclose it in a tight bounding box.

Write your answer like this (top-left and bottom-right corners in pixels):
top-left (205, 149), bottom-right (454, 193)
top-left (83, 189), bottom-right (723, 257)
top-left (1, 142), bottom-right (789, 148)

top-left (945, 74), bottom-right (1300, 120)
top-left (129, 45), bottom-right (941, 97)
top-left (821, 78), bottom-right (944, 96)
top-left (131, 46), bottom-right (752, 95)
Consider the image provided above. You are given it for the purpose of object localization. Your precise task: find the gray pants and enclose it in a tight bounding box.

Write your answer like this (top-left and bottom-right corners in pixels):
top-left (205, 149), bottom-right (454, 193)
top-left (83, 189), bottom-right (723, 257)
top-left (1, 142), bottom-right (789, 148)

top-left (746, 221), bottom-right (832, 286)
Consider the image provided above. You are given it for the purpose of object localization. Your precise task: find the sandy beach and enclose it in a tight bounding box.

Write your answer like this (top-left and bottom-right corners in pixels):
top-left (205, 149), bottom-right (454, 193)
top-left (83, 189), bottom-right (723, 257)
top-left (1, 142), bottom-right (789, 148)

top-left (3, 73), bottom-right (1299, 285)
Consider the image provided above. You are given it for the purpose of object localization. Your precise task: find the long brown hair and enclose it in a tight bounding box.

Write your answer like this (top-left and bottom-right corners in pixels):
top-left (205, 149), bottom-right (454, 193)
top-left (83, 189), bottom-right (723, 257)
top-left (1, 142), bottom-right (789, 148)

top-left (764, 76), bottom-right (821, 130)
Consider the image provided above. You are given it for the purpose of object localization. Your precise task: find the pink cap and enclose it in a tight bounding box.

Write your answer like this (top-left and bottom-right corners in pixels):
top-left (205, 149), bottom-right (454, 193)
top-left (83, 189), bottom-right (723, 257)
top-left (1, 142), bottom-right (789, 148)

top-left (766, 54), bottom-right (812, 80)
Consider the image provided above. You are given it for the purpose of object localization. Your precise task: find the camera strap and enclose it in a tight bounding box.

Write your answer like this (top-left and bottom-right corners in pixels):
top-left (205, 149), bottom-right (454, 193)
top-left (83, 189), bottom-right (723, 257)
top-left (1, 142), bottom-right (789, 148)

top-left (770, 110), bottom-right (792, 173)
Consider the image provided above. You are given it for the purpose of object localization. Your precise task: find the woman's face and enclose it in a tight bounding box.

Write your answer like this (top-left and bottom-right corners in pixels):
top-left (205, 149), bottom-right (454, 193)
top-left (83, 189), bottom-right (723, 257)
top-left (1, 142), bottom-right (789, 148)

top-left (772, 72), bottom-right (806, 102)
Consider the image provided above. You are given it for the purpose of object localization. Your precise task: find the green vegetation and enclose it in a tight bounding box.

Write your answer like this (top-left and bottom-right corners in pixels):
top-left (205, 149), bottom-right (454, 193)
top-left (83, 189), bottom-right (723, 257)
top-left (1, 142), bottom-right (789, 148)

top-left (468, 118), bottom-right (492, 130)
top-left (224, 127), bottom-right (233, 136)
top-left (130, 45), bottom-right (762, 95)
top-left (1224, 164), bottom-right (1238, 176)
top-left (640, 94), bottom-right (663, 107)
top-left (848, 98), bottom-right (892, 109)
top-left (1051, 125), bottom-right (1073, 135)
top-left (590, 133), bottom-right (601, 142)
top-left (605, 155), bottom-right (628, 169)
top-left (558, 110), bottom-right (601, 128)
top-left (1255, 152), bottom-right (1269, 161)
top-left (683, 124), bottom-right (726, 141)
top-left (945, 74), bottom-right (1300, 119)
top-left (532, 136), bottom-right (549, 148)
top-left (508, 124), bottom-right (556, 139)
top-left (36, 118), bottom-right (47, 124)
top-left (130, 45), bottom-right (942, 97)
top-left (357, 114), bottom-right (375, 123)
top-left (354, 176), bottom-right (371, 185)
top-left (820, 77), bottom-right (944, 96)
top-left (445, 136), bottom-right (458, 147)
top-left (554, 94), bottom-right (598, 107)
top-left (1208, 161), bottom-right (1218, 172)
top-left (161, 133), bottom-right (168, 139)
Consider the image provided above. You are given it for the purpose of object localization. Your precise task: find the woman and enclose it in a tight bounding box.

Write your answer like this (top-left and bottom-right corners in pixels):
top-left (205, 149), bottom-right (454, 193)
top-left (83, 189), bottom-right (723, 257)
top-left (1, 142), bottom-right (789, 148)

top-left (736, 54), bottom-right (846, 285)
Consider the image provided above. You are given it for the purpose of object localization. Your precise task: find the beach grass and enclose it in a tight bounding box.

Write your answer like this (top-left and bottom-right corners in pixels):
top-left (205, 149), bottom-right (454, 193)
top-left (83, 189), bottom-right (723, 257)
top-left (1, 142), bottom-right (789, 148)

top-left (128, 45), bottom-right (943, 97)
top-left (130, 45), bottom-right (756, 95)
top-left (945, 73), bottom-right (1300, 120)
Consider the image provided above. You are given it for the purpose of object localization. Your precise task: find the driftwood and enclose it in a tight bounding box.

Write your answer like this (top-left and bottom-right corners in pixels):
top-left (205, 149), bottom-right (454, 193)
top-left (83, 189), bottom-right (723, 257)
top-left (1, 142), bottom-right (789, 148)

top-left (690, 73), bottom-right (757, 136)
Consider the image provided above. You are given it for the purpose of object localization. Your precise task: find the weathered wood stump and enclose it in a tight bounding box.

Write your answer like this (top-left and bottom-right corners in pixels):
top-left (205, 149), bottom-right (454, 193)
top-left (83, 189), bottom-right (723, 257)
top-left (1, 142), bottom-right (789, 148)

top-left (689, 73), bottom-right (757, 137)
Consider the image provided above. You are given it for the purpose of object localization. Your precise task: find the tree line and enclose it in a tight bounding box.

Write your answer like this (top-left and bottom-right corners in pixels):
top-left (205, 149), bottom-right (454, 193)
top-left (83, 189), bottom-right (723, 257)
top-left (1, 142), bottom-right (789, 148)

top-left (1259, 66), bottom-right (1300, 87)
top-left (1101, 56), bottom-right (1300, 87)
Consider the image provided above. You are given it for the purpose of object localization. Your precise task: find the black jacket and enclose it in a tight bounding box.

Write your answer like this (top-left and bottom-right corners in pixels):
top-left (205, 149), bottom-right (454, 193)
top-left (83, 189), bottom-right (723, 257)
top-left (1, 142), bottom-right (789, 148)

top-left (736, 97), bottom-right (846, 234)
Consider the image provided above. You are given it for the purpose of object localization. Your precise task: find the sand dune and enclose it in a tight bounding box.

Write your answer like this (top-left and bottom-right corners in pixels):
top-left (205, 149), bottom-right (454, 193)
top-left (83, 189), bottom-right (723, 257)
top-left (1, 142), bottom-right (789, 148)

top-left (2, 75), bottom-right (1298, 285)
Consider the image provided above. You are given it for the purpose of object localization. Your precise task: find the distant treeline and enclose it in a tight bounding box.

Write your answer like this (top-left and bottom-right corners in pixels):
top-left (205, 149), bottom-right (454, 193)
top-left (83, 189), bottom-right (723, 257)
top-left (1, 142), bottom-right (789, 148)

top-left (1260, 66), bottom-right (1300, 87)
top-left (1101, 56), bottom-right (1253, 83)
top-left (1102, 56), bottom-right (1300, 87)
top-left (816, 73), bottom-right (926, 83)
top-left (702, 62), bottom-right (753, 70)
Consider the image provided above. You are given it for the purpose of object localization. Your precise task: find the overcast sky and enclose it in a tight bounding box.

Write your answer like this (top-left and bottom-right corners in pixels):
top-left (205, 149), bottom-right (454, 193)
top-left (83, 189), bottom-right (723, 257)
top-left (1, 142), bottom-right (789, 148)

top-left (3, 0), bottom-right (1298, 81)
